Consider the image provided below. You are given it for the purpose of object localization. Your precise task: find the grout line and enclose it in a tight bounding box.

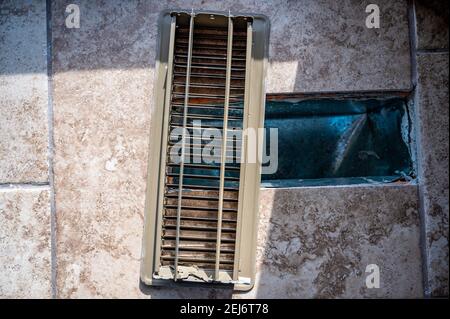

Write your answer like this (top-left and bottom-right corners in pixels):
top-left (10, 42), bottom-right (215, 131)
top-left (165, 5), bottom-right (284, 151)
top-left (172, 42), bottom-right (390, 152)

top-left (407, 0), bottom-right (430, 298)
top-left (407, 0), bottom-right (418, 89)
top-left (416, 49), bottom-right (450, 54)
top-left (0, 183), bottom-right (50, 190)
top-left (266, 89), bottom-right (413, 101)
top-left (46, 0), bottom-right (57, 300)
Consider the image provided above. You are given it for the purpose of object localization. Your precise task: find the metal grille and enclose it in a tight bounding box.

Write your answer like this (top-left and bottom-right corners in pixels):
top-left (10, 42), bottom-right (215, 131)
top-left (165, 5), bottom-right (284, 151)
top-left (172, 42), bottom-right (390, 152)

top-left (141, 10), bottom-right (268, 290)
top-left (159, 13), bottom-right (249, 282)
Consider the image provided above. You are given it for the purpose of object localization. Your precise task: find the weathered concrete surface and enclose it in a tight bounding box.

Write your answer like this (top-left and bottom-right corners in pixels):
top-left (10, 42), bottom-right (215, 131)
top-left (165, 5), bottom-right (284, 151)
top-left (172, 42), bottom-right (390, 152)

top-left (235, 185), bottom-right (423, 298)
top-left (0, 0), bottom-right (49, 183)
top-left (0, 188), bottom-right (52, 298)
top-left (416, 53), bottom-right (449, 297)
top-left (415, 0), bottom-right (449, 50)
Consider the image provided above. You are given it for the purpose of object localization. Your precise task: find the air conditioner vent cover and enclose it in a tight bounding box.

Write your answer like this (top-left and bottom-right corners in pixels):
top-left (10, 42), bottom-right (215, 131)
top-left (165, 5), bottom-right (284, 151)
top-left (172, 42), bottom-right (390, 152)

top-left (141, 10), bottom-right (269, 291)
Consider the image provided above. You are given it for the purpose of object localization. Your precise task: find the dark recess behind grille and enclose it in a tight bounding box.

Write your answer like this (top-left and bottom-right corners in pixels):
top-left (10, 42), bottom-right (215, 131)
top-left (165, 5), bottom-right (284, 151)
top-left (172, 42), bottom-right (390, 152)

top-left (160, 18), bottom-right (248, 273)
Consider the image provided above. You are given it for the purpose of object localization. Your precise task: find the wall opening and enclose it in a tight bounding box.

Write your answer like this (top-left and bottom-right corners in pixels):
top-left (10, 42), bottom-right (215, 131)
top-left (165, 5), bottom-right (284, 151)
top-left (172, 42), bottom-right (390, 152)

top-left (261, 96), bottom-right (414, 187)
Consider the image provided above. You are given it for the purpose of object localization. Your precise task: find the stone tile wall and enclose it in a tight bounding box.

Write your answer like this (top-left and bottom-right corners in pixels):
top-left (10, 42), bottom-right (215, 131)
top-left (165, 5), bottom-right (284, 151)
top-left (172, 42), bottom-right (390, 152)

top-left (50, 0), bottom-right (418, 298)
top-left (0, 188), bottom-right (52, 298)
top-left (0, 0), bottom-right (447, 298)
top-left (414, 0), bottom-right (449, 297)
top-left (0, 0), bottom-right (52, 299)
top-left (0, 0), bottom-right (49, 182)
top-left (236, 185), bottom-right (423, 299)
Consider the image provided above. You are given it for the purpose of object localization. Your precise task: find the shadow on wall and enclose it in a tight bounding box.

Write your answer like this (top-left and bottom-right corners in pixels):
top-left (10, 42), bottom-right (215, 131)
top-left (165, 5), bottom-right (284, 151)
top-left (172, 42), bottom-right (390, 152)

top-left (0, 1), bottom-right (48, 76)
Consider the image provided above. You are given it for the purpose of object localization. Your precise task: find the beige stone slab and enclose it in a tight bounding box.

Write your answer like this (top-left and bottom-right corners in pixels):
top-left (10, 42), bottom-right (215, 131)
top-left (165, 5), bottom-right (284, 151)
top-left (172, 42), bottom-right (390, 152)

top-left (262, 0), bottom-right (412, 92)
top-left (415, 0), bottom-right (449, 50)
top-left (235, 185), bottom-right (423, 298)
top-left (51, 0), bottom-right (411, 93)
top-left (416, 53), bottom-right (449, 297)
top-left (52, 68), bottom-right (151, 298)
top-left (0, 187), bottom-right (51, 298)
top-left (0, 0), bottom-right (49, 183)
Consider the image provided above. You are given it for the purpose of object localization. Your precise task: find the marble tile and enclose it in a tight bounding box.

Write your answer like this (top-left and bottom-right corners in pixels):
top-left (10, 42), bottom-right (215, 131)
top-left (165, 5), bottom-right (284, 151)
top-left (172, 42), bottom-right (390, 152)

top-left (416, 53), bottom-right (449, 297)
top-left (415, 0), bottom-right (449, 50)
top-left (0, 187), bottom-right (51, 298)
top-left (235, 185), bottom-right (423, 298)
top-left (0, 0), bottom-right (49, 183)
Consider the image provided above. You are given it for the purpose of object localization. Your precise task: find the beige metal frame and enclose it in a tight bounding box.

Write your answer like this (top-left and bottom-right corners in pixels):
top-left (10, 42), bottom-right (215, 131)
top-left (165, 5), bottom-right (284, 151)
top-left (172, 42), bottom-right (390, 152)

top-left (140, 9), bottom-right (269, 291)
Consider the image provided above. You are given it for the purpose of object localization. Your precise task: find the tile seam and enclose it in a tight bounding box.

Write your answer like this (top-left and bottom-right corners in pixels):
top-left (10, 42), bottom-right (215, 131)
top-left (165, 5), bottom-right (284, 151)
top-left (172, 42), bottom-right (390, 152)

top-left (0, 183), bottom-right (50, 190)
top-left (46, 0), bottom-right (57, 300)
top-left (408, 0), bottom-right (430, 298)
top-left (416, 49), bottom-right (449, 55)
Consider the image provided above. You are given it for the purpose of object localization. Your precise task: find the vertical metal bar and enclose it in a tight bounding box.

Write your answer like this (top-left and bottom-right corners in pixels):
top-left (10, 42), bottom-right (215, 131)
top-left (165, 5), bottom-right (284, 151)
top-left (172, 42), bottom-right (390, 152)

top-left (215, 15), bottom-right (233, 280)
top-left (175, 13), bottom-right (194, 281)
top-left (153, 15), bottom-right (176, 273)
top-left (233, 21), bottom-right (252, 281)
